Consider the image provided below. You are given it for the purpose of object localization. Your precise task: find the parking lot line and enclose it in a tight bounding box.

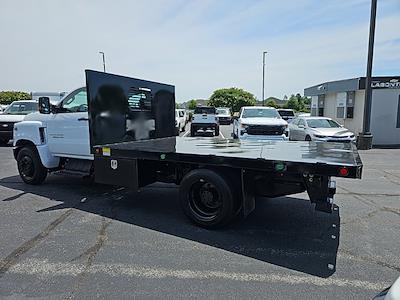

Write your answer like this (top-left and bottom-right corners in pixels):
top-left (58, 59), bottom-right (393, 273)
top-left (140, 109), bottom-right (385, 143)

top-left (8, 258), bottom-right (388, 291)
top-left (182, 130), bottom-right (190, 137)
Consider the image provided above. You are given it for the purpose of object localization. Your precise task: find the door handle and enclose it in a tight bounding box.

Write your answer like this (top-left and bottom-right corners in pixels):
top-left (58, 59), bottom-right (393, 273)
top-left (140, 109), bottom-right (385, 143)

top-left (78, 117), bottom-right (89, 121)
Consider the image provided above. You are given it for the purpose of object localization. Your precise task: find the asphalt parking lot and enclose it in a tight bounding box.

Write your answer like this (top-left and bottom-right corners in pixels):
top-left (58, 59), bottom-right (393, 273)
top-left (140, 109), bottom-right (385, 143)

top-left (0, 124), bottom-right (399, 299)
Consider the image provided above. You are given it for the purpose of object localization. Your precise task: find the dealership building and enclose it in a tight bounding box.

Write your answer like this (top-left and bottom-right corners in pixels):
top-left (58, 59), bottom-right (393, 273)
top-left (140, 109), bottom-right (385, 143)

top-left (304, 76), bottom-right (400, 147)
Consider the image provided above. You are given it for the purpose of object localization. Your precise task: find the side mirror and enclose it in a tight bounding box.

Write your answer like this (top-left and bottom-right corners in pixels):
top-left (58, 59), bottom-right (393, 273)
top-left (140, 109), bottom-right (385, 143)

top-left (38, 97), bottom-right (51, 114)
top-left (298, 124), bottom-right (305, 128)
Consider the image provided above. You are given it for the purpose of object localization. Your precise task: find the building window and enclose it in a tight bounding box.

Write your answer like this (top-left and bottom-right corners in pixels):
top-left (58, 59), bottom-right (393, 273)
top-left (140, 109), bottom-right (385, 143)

top-left (346, 91), bottom-right (355, 119)
top-left (318, 95), bottom-right (325, 116)
top-left (311, 96), bottom-right (318, 116)
top-left (336, 92), bottom-right (346, 118)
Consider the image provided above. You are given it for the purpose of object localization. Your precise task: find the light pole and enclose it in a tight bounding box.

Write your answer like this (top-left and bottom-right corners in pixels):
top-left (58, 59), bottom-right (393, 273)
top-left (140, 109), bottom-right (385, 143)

top-left (262, 51), bottom-right (267, 106)
top-left (99, 51), bottom-right (106, 72)
top-left (359, 0), bottom-right (377, 150)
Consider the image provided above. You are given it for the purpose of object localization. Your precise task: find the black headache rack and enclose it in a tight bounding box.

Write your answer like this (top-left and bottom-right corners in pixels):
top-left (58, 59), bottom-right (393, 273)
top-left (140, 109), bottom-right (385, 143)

top-left (86, 70), bottom-right (363, 227)
top-left (86, 69), bottom-right (176, 150)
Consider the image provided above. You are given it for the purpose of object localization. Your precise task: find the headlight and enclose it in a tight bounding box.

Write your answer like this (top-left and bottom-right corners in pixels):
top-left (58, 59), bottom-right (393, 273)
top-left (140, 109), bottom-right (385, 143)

top-left (314, 134), bottom-right (327, 138)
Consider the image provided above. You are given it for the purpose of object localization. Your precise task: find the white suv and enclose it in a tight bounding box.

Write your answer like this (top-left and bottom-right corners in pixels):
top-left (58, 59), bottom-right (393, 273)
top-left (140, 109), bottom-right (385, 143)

top-left (233, 106), bottom-right (288, 140)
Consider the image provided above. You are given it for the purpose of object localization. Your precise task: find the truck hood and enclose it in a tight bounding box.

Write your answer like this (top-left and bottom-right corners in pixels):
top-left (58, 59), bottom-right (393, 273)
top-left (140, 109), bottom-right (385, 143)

top-left (241, 117), bottom-right (287, 126)
top-left (0, 114), bottom-right (27, 123)
top-left (309, 127), bottom-right (353, 137)
top-left (217, 114), bottom-right (231, 118)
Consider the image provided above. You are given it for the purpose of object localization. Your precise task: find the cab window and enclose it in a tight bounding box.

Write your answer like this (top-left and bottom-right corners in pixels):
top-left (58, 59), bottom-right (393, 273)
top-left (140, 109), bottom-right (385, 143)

top-left (62, 90), bottom-right (87, 112)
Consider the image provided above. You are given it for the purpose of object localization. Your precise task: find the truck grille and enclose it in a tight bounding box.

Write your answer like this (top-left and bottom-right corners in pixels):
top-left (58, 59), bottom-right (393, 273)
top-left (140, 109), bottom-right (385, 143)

top-left (247, 125), bottom-right (285, 136)
top-left (0, 122), bottom-right (14, 132)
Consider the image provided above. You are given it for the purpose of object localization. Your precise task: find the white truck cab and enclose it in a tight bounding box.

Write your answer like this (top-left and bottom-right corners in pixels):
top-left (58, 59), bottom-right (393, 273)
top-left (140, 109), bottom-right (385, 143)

top-left (13, 87), bottom-right (92, 184)
top-left (232, 106), bottom-right (288, 140)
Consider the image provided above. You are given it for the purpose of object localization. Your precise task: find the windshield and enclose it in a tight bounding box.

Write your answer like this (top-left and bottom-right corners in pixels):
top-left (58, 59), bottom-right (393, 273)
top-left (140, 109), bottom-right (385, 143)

top-left (4, 102), bottom-right (38, 115)
top-left (278, 110), bottom-right (295, 117)
top-left (306, 118), bottom-right (341, 128)
top-left (242, 108), bottom-right (280, 118)
top-left (194, 107), bottom-right (216, 114)
top-left (216, 108), bottom-right (229, 115)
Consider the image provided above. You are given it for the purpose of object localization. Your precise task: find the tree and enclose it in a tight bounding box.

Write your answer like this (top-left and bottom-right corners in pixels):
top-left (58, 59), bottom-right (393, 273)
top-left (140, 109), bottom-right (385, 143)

top-left (208, 88), bottom-right (256, 113)
top-left (0, 91), bottom-right (31, 105)
top-left (282, 93), bottom-right (310, 112)
top-left (285, 94), bottom-right (299, 110)
top-left (187, 99), bottom-right (197, 110)
top-left (175, 102), bottom-right (180, 109)
top-left (266, 99), bottom-right (278, 108)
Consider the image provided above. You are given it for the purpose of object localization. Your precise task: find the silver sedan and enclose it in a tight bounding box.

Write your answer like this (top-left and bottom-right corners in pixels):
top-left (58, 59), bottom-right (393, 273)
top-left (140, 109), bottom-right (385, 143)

top-left (288, 116), bottom-right (355, 142)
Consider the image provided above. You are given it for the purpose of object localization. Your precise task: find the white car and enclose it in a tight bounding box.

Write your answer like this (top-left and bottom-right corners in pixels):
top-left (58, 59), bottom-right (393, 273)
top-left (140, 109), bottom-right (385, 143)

top-left (0, 100), bottom-right (38, 145)
top-left (0, 104), bottom-right (9, 113)
top-left (177, 109), bottom-right (188, 125)
top-left (374, 275), bottom-right (400, 300)
top-left (288, 116), bottom-right (355, 142)
top-left (175, 109), bottom-right (186, 134)
top-left (216, 107), bottom-right (232, 125)
top-left (232, 106), bottom-right (288, 140)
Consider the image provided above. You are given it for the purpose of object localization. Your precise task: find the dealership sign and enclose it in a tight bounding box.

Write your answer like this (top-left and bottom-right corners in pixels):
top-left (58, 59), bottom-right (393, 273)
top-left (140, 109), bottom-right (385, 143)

top-left (371, 78), bottom-right (400, 89)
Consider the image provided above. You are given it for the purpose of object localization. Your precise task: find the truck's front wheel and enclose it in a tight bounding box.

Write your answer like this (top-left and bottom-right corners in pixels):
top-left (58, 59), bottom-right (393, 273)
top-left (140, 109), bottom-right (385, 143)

top-left (17, 147), bottom-right (47, 185)
top-left (179, 169), bottom-right (237, 228)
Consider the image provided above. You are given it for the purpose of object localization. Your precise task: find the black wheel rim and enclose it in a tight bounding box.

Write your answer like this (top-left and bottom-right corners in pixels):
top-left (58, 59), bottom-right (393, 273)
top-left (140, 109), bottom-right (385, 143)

top-left (19, 155), bottom-right (34, 180)
top-left (189, 181), bottom-right (222, 221)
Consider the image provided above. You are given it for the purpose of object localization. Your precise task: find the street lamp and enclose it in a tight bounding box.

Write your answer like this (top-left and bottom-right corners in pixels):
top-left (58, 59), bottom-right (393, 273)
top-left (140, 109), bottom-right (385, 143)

top-left (262, 51), bottom-right (268, 106)
top-left (99, 51), bottom-right (106, 72)
top-left (359, 0), bottom-right (377, 150)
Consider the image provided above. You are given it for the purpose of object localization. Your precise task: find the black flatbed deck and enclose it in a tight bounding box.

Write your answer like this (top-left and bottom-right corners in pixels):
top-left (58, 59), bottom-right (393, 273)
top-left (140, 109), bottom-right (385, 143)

top-left (95, 137), bottom-right (362, 178)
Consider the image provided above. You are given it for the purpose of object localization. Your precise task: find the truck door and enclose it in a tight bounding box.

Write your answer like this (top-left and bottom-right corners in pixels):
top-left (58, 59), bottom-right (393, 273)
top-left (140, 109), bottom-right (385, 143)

top-left (46, 88), bottom-right (92, 158)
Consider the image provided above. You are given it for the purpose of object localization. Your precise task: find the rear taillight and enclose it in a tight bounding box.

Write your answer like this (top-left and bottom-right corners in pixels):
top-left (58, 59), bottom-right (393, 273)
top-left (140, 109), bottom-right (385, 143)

top-left (338, 167), bottom-right (349, 177)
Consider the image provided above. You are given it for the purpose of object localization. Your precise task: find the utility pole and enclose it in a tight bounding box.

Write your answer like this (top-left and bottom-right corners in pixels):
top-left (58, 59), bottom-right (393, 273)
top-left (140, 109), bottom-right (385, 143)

top-left (358, 0), bottom-right (377, 150)
top-left (99, 51), bottom-right (106, 72)
top-left (262, 51), bottom-right (267, 106)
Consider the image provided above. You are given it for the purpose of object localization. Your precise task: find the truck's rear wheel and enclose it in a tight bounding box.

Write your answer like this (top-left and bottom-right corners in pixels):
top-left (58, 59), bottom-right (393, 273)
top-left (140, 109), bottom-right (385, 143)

top-left (17, 146), bottom-right (47, 185)
top-left (179, 169), bottom-right (237, 228)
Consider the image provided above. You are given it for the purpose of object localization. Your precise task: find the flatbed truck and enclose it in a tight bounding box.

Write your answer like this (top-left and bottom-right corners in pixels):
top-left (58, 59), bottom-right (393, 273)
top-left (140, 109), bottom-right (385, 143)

top-left (14, 70), bottom-right (363, 228)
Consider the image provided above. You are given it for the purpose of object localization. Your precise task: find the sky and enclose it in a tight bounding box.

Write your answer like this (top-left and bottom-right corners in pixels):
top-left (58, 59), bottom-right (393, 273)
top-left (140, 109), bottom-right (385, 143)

top-left (0, 0), bottom-right (399, 103)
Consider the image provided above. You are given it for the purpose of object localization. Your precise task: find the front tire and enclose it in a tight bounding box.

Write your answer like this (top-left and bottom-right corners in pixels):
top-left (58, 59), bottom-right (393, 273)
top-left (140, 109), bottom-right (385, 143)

top-left (179, 169), bottom-right (237, 228)
top-left (232, 127), bottom-right (238, 139)
top-left (17, 146), bottom-right (47, 185)
top-left (305, 135), bottom-right (312, 141)
top-left (215, 125), bottom-right (219, 137)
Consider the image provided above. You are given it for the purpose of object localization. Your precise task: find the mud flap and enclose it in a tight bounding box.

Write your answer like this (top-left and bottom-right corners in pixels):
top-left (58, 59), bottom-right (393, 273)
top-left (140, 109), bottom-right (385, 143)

top-left (305, 175), bottom-right (336, 213)
top-left (241, 169), bottom-right (256, 218)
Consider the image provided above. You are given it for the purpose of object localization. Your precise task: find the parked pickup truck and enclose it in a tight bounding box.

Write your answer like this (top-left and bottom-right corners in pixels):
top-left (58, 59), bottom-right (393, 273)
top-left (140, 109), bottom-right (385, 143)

top-left (190, 106), bottom-right (219, 137)
top-left (13, 70), bottom-right (363, 228)
top-left (233, 106), bottom-right (289, 140)
top-left (0, 100), bottom-right (39, 145)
